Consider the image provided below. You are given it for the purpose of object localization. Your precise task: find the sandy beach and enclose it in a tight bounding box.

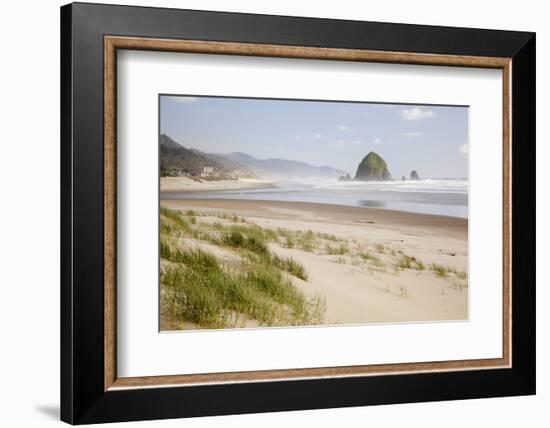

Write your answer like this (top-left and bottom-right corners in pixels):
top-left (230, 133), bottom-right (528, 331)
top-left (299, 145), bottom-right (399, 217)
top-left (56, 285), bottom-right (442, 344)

top-left (161, 176), bottom-right (275, 193)
top-left (160, 198), bottom-right (468, 329)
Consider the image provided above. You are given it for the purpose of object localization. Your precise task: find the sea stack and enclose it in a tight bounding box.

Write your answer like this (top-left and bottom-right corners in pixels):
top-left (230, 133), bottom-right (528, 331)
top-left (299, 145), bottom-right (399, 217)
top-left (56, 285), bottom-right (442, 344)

top-left (354, 152), bottom-right (391, 181)
top-left (409, 170), bottom-right (420, 180)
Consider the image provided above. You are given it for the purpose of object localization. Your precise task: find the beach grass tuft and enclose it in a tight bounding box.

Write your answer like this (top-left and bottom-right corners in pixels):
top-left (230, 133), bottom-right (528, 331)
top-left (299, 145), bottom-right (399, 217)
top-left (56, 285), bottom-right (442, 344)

top-left (160, 207), bottom-right (192, 234)
top-left (275, 228), bottom-right (320, 252)
top-left (429, 263), bottom-right (448, 277)
top-left (270, 254), bottom-right (309, 281)
top-left (428, 263), bottom-right (467, 279)
top-left (298, 230), bottom-right (316, 252)
top-left (325, 243), bottom-right (349, 255)
top-left (395, 255), bottom-right (425, 271)
top-left (317, 232), bottom-right (338, 242)
top-left (358, 251), bottom-right (384, 268)
top-left (243, 251), bottom-right (309, 281)
top-left (220, 227), bottom-right (269, 255)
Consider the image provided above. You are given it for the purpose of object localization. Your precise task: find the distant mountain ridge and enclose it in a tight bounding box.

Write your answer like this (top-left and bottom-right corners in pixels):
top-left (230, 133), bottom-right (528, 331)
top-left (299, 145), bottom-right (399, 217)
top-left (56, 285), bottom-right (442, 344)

top-left (160, 134), bottom-right (254, 178)
top-left (223, 152), bottom-right (346, 179)
top-left (160, 134), bottom-right (347, 179)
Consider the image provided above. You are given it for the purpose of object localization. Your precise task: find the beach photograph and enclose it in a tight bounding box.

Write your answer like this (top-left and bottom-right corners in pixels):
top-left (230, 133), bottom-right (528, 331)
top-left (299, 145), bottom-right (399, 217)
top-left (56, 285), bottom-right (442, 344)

top-left (159, 95), bottom-right (469, 331)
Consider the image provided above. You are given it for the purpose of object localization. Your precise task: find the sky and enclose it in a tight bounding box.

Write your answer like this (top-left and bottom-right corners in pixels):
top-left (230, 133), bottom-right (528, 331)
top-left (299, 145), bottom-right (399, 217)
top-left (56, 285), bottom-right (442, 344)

top-left (160, 95), bottom-right (469, 178)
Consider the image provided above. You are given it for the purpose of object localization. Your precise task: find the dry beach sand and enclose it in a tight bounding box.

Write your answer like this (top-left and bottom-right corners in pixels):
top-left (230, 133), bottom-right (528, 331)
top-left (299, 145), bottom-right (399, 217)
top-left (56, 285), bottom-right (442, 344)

top-left (161, 176), bottom-right (275, 193)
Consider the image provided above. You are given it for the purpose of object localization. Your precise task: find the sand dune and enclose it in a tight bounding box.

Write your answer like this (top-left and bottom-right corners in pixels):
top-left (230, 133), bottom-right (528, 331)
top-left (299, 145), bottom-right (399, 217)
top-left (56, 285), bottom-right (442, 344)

top-left (161, 199), bottom-right (468, 328)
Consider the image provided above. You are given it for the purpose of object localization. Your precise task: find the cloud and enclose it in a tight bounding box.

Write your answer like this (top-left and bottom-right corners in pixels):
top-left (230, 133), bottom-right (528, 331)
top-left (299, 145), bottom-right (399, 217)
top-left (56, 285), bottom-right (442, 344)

top-left (401, 131), bottom-right (424, 138)
top-left (400, 107), bottom-right (435, 121)
top-left (337, 125), bottom-right (352, 131)
top-left (292, 133), bottom-right (324, 141)
top-left (292, 133), bottom-right (361, 149)
top-left (169, 96), bottom-right (199, 103)
top-left (373, 137), bottom-right (382, 145)
top-left (458, 144), bottom-right (468, 155)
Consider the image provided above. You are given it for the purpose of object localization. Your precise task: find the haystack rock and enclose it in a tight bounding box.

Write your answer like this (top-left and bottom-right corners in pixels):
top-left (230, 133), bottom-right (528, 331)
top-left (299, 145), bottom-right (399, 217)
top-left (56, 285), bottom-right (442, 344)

top-left (409, 170), bottom-right (420, 180)
top-left (354, 152), bottom-right (391, 181)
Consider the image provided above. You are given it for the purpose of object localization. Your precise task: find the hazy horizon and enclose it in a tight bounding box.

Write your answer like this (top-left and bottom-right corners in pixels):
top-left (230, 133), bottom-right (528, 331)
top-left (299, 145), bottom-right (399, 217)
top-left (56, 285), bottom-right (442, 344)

top-left (160, 95), bottom-right (469, 179)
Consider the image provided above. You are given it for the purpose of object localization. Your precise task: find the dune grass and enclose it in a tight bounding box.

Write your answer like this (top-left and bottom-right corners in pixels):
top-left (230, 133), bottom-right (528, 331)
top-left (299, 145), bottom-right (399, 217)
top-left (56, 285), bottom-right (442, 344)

top-left (241, 251), bottom-right (309, 282)
top-left (189, 221), bottom-right (309, 280)
top-left (276, 228), bottom-right (296, 249)
top-left (395, 255), bottom-right (425, 271)
top-left (429, 263), bottom-right (448, 277)
top-left (429, 262), bottom-right (467, 279)
top-left (358, 251), bottom-right (385, 268)
top-left (271, 255), bottom-right (309, 281)
top-left (273, 228), bottom-right (348, 252)
top-left (299, 230), bottom-right (316, 252)
top-left (160, 206), bottom-right (192, 234)
top-left (375, 243), bottom-right (385, 253)
top-left (215, 212), bottom-right (247, 223)
top-left (161, 243), bottom-right (322, 328)
top-left (325, 243), bottom-right (349, 255)
top-left (317, 232), bottom-right (338, 242)
top-left (160, 207), bottom-right (322, 329)
top-left (220, 226), bottom-right (270, 255)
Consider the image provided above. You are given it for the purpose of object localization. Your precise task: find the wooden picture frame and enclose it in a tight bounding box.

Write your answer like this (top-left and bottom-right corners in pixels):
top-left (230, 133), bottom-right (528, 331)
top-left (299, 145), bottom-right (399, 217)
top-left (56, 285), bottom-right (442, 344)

top-left (61, 2), bottom-right (535, 424)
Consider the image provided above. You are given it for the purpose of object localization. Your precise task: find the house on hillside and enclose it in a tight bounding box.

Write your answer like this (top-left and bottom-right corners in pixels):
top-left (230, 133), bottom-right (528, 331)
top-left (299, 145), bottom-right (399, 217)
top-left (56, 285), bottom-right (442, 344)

top-left (200, 166), bottom-right (214, 177)
top-left (160, 166), bottom-right (188, 177)
top-left (166, 167), bottom-right (187, 177)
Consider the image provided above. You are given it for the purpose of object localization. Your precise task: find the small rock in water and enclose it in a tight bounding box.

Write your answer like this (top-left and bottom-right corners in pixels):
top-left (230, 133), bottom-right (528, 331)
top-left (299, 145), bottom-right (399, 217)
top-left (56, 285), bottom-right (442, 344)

top-left (409, 170), bottom-right (420, 180)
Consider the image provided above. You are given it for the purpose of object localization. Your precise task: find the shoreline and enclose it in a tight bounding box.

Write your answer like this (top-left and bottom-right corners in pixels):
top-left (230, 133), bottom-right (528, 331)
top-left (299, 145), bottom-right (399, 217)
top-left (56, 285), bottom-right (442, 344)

top-left (160, 176), bottom-right (468, 220)
top-left (160, 198), bottom-right (467, 240)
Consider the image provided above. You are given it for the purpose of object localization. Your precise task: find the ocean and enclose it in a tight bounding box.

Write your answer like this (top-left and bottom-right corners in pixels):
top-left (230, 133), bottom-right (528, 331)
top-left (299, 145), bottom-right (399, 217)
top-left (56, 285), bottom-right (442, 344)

top-left (164, 178), bottom-right (469, 219)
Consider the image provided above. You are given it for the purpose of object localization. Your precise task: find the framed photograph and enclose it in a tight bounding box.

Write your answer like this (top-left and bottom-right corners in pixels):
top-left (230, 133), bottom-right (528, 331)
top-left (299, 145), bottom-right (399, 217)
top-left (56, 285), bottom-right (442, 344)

top-left (60, 2), bottom-right (536, 424)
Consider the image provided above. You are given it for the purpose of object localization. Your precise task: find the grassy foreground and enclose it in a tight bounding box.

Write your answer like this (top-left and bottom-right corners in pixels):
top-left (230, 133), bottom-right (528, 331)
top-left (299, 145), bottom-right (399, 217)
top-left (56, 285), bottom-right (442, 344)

top-left (160, 207), bottom-right (468, 329)
top-left (160, 207), bottom-right (326, 329)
